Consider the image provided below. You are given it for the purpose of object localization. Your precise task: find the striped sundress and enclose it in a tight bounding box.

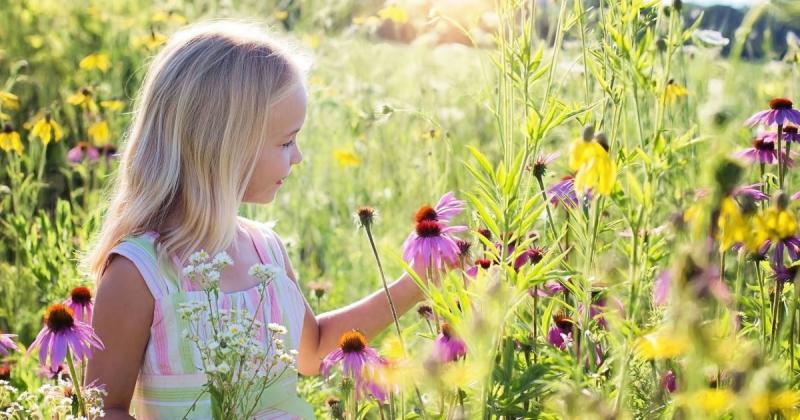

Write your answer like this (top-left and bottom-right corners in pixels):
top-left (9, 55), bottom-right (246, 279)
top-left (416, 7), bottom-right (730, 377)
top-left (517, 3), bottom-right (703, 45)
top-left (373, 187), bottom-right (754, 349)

top-left (108, 218), bottom-right (315, 419)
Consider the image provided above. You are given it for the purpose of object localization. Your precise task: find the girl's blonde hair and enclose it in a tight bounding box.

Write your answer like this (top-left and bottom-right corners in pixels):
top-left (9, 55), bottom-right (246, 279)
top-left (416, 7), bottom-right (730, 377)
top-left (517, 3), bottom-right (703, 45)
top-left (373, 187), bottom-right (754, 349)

top-left (85, 20), bottom-right (308, 281)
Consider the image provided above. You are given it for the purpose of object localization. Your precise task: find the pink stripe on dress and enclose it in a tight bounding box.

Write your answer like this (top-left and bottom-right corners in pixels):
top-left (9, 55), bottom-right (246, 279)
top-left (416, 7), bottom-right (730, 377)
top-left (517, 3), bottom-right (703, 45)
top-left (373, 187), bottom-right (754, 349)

top-left (152, 304), bottom-right (173, 374)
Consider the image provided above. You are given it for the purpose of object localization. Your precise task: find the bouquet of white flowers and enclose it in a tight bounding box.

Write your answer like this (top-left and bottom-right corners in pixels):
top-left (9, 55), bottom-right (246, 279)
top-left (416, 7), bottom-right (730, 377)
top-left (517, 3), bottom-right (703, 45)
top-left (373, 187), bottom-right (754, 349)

top-left (178, 251), bottom-right (296, 420)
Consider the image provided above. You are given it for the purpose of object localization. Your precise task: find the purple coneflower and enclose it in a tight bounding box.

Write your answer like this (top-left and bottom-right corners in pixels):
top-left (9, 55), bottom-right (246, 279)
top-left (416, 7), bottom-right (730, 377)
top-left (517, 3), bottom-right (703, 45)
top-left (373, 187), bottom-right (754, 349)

top-left (760, 125), bottom-right (800, 143)
top-left (65, 286), bottom-right (94, 324)
top-left (530, 151), bottom-right (560, 178)
top-left (465, 258), bottom-right (493, 277)
top-left (403, 219), bottom-right (467, 270)
top-left (547, 313), bottom-right (574, 350)
top-left (528, 281), bottom-right (566, 297)
top-left (27, 303), bottom-right (104, 371)
top-left (0, 333), bottom-right (18, 356)
top-left (414, 192), bottom-right (465, 225)
top-left (548, 175), bottom-right (578, 207)
top-left (745, 98), bottom-right (800, 127)
top-left (434, 323), bottom-right (467, 363)
top-left (661, 370), bottom-right (677, 393)
top-left (320, 330), bottom-right (387, 402)
top-left (513, 246), bottom-right (544, 270)
top-left (66, 142), bottom-right (99, 164)
top-left (772, 263), bottom-right (799, 284)
top-left (733, 183), bottom-right (769, 201)
top-left (734, 137), bottom-right (792, 166)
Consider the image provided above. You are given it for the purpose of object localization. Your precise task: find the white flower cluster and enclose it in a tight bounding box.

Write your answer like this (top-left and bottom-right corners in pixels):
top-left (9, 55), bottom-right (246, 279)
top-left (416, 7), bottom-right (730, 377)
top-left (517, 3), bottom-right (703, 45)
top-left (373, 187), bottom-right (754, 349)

top-left (176, 249), bottom-right (300, 418)
top-left (248, 263), bottom-right (281, 284)
top-left (0, 379), bottom-right (106, 420)
top-left (183, 250), bottom-right (233, 291)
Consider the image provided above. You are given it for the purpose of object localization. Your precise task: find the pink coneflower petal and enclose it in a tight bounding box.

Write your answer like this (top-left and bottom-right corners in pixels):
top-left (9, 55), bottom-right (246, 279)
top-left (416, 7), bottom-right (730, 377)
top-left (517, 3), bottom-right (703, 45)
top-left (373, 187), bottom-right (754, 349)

top-left (733, 183), bottom-right (769, 201)
top-left (745, 99), bottom-right (800, 127)
top-left (320, 330), bottom-right (387, 402)
top-left (27, 304), bottom-right (104, 370)
top-left (403, 222), bottom-right (467, 270)
top-left (0, 334), bottom-right (18, 356)
top-left (434, 191), bottom-right (465, 221)
top-left (434, 323), bottom-right (467, 362)
top-left (653, 270), bottom-right (671, 306)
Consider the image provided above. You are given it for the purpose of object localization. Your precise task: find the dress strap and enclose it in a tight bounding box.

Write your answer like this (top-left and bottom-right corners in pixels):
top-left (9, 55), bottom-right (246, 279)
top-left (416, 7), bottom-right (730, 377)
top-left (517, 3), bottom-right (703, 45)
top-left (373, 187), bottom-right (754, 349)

top-left (108, 233), bottom-right (179, 299)
top-left (240, 220), bottom-right (284, 326)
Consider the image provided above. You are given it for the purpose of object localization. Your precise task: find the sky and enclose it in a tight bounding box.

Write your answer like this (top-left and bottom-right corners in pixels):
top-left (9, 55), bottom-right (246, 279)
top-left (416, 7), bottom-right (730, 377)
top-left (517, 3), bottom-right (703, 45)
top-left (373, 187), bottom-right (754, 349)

top-left (687, 0), bottom-right (759, 7)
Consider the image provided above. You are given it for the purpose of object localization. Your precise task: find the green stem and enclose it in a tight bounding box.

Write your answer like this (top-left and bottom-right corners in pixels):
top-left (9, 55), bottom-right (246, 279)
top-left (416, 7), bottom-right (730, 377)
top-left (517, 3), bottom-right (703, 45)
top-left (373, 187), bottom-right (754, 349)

top-left (364, 226), bottom-right (405, 352)
top-left (66, 348), bottom-right (88, 418)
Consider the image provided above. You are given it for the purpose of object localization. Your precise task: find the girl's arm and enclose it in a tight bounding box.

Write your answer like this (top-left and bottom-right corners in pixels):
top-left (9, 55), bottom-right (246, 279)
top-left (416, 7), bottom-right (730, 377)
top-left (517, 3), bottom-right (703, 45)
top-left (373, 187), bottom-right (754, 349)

top-left (274, 239), bottom-right (426, 376)
top-left (84, 256), bottom-right (154, 419)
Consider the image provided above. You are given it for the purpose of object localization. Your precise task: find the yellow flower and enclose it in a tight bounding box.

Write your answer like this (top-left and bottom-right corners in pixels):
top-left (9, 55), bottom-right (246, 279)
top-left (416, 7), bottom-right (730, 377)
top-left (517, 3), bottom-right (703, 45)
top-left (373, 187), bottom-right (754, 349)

top-left (151, 10), bottom-right (187, 25)
top-left (568, 138), bottom-right (593, 171)
top-left (302, 34), bottom-right (321, 49)
top-left (26, 35), bottom-right (44, 49)
top-left (368, 358), bottom-right (420, 393)
top-left (421, 128), bottom-right (442, 141)
top-left (79, 53), bottom-right (110, 72)
top-left (274, 10), bottom-right (289, 21)
top-left (756, 207), bottom-right (798, 240)
top-left (30, 114), bottom-right (64, 145)
top-left (717, 197), bottom-right (749, 252)
top-left (636, 331), bottom-right (688, 359)
top-left (100, 100), bottom-right (125, 112)
top-left (693, 389), bottom-right (734, 415)
top-left (0, 124), bottom-right (23, 155)
top-left (573, 141), bottom-right (616, 196)
top-left (751, 390), bottom-right (800, 419)
top-left (666, 79), bottom-right (688, 104)
top-left (133, 31), bottom-right (167, 50)
top-left (0, 91), bottom-right (20, 110)
top-left (333, 149), bottom-right (360, 167)
top-left (67, 88), bottom-right (99, 114)
top-left (378, 5), bottom-right (409, 24)
top-left (88, 120), bottom-right (110, 145)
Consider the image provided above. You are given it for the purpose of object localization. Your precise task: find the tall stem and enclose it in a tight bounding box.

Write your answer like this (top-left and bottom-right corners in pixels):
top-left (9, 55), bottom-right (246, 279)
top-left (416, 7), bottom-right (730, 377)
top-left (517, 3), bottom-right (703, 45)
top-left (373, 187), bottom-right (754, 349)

top-left (364, 226), bottom-right (404, 351)
top-left (66, 348), bottom-right (88, 417)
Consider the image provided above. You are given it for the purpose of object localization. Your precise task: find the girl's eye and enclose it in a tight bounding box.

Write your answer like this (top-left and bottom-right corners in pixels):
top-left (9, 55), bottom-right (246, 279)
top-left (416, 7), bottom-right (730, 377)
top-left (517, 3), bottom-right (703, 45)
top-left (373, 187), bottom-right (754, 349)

top-left (281, 139), bottom-right (295, 149)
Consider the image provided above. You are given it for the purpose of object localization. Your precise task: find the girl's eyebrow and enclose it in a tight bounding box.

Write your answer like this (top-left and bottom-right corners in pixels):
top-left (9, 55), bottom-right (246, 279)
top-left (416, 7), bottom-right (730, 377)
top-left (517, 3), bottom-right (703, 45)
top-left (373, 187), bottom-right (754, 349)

top-left (286, 127), bottom-right (301, 136)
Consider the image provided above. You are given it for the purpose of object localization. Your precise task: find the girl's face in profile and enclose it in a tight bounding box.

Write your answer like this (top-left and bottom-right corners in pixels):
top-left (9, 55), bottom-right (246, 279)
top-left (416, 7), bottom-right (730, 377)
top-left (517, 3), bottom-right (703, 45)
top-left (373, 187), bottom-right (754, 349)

top-left (243, 84), bottom-right (307, 204)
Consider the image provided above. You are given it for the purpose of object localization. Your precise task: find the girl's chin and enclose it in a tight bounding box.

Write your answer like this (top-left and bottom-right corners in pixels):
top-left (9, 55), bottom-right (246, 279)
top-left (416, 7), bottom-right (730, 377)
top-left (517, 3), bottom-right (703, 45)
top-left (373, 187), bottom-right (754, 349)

top-left (243, 189), bottom-right (278, 204)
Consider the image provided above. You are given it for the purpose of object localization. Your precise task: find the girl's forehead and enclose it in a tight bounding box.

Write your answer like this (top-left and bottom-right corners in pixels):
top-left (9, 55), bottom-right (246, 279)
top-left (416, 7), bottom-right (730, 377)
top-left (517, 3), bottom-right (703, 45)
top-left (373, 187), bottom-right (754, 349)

top-left (269, 85), bottom-right (307, 128)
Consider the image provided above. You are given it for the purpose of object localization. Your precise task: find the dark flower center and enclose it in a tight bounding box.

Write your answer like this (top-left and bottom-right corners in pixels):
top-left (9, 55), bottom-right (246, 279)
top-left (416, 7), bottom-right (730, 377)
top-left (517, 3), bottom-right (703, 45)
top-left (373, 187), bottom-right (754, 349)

top-left (356, 206), bottom-right (375, 226)
top-left (476, 228), bottom-right (492, 241)
top-left (45, 304), bottom-right (75, 333)
top-left (456, 239), bottom-right (472, 257)
top-left (70, 286), bottom-right (92, 305)
top-left (415, 220), bottom-right (442, 237)
top-left (752, 139), bottom-right (775, 151)
top-left (338, 330), bottom-right (367, 353)
top-left (526, 247), bottom-right (545, 265)
top-left (553, 313), bottom-right (573, 331)
top-left (415, 205), bottom-right (438, 223)
top-left (770, 98), bottom-right (793, 110)
top-left (416, 304), bottom-right (433, 319)
top-left (441, 322), bottom-right (454, 338)
top-left (785, 126), bottom-right (798, 135)
top-left (81, 87), bottom-right (92, 96)
top-left (2, 124), bottom-right (12, 133)
top-left (475, 258), bottom-right (492, 269)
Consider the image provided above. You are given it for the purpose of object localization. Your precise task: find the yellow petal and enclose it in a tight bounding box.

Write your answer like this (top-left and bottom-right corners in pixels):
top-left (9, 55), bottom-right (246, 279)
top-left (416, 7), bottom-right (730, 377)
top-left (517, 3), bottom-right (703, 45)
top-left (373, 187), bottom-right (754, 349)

top-left (0, 91), bottom-right (20, 110)
top-left (88, 120), bottom-right (110, 145)
top-left (378, 5), bottom-right (409, 23)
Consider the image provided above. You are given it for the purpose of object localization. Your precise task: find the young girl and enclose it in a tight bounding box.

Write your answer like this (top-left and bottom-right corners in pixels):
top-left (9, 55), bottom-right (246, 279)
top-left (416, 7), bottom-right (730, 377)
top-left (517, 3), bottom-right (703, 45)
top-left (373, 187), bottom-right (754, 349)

top-left (84, 20), bottom-right (428, 419)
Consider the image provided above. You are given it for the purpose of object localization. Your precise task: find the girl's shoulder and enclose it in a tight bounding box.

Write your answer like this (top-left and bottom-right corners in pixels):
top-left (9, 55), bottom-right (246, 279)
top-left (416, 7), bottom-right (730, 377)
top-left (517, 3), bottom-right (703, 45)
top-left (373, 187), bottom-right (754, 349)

top-left (237, 216), bottom-right (293, 269)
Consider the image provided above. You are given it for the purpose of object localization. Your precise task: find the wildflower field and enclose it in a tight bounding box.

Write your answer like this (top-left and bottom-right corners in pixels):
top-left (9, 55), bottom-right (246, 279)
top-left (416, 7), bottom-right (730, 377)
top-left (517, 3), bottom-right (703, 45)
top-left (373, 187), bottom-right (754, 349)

top-left (3, 0), bottom-right (800, 418)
